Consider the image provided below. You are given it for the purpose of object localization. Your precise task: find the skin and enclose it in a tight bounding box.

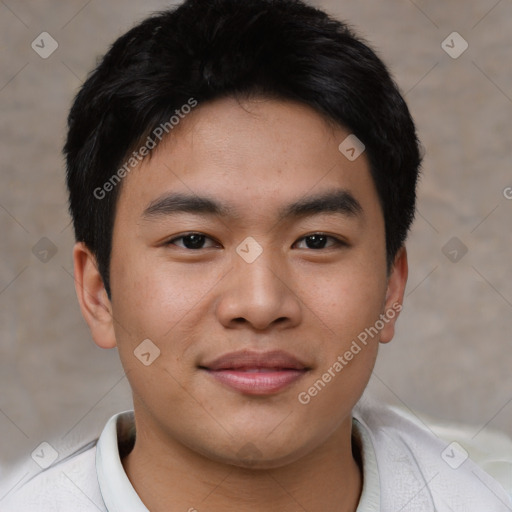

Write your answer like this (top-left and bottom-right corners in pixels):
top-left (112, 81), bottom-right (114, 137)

top-left (73, 97), bottom-right (408, 512)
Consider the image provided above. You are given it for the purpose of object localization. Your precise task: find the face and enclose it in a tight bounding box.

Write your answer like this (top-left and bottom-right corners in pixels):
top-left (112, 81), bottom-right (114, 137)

top-left (75, 97), bottom-right (407, 468)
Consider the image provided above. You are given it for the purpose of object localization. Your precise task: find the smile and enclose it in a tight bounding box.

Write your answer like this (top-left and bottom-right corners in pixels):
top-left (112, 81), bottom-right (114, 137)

top-left (200, 350), bottom-right (310, 395)
top-left (204, 368), bottom-right (308, 394)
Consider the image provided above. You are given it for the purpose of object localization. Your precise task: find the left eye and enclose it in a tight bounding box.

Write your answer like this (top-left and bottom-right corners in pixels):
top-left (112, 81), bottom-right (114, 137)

top-left (166, 233), bottom-right (219, 250)
top-left (294, 234), bottom-right (345, 250)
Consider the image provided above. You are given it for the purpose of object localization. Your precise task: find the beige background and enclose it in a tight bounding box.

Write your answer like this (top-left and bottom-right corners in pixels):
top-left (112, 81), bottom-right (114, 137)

top-left (1, 0), bottom-right (511, 496)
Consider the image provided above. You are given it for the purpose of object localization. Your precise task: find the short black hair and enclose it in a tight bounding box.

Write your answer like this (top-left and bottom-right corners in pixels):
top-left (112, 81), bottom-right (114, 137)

top-left (64, 0), bottom-right (422, 299)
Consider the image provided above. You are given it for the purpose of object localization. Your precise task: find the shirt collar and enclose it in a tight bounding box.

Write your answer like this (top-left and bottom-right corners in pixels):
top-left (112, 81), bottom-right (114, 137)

top-left (352, 416), bottom-right (381, 511)
top-left (96, 410), bottom-right (380, 512)
top-left (96, 411), bottom-right (148, 512)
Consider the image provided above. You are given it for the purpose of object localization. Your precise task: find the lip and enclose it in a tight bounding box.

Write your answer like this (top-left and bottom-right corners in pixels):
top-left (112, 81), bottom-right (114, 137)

top-left (200, 350), bottom-right (310, 395)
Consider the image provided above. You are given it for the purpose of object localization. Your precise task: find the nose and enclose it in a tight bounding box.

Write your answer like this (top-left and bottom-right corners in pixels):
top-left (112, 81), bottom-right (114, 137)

top-left (215, 245), bottom-right (302, 332)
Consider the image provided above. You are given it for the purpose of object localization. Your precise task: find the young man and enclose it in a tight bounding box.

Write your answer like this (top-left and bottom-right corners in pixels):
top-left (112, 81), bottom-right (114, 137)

top-left (4, 0), bottom-right (511, 510)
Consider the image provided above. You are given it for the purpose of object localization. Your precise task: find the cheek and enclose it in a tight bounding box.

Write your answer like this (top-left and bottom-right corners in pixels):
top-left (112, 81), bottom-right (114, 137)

top-left (112, 247), bottom-right (202, 326)
top-left (295, 268), bottom-right (383, 426)
top-left (109, 246), bottom-right (227, 374)
top-left (293, 254), bottom-right (386, 400)
top-left (299, 258), bottom-right (387, 338)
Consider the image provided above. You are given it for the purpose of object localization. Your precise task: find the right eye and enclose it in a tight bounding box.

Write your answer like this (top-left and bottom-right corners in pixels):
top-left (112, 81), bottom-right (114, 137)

top-left (165, 232), bottom-right (221, 250)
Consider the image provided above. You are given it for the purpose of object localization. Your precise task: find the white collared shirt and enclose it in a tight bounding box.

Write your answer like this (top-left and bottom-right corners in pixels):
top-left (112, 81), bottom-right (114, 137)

top-left (2, 397), bottom-right (511, 511)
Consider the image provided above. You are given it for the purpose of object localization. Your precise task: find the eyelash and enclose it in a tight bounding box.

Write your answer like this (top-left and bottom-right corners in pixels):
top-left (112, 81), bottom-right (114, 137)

top-left (165, 232), bottom-right (347, 250)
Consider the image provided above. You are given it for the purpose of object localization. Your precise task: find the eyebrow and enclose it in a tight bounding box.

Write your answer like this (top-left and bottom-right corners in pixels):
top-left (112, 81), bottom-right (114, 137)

top-left (278, 189), bottom-right (362, 221)
top-left (142, 189), bottom-right (363, 221)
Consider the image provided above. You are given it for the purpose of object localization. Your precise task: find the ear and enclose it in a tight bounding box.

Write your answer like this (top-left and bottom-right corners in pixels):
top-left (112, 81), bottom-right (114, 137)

top-left (379, 246), bottom-right (408, 344)
top-left (72, 242), bottom-right (117, 349)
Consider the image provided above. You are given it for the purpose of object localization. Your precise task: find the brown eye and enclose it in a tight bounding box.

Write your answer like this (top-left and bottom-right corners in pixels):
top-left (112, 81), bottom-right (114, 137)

top-left (294, 234), bottom-right (346, 250)
top-left (166, 233), bottom-right (219, 250)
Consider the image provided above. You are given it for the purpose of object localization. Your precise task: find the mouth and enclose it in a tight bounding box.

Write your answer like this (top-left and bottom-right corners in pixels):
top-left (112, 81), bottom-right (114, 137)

top-left (199, 350), bottom-right (311, 395)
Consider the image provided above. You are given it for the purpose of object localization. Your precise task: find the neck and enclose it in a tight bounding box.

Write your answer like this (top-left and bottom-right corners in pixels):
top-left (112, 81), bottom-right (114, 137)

top-left (122, 411), bottom-right (362, 512)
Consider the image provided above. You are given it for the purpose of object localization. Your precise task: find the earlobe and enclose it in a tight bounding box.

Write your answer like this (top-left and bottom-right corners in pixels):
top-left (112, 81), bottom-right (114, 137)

top-left (380, 246), bottom-right (408, 344)
top-left (72, 242), bottom-right (117, 349)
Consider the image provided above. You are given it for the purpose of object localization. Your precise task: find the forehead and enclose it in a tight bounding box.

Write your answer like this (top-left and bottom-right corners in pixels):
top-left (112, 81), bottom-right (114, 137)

top-left (115, 97), bottom-right (381, 224)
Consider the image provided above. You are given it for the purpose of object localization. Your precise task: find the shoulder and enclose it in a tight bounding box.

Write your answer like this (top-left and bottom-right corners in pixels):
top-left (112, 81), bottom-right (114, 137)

top-left (353, 395), bottom-right (512, 511)
top-left (1, 440), bottom-right (106, 512)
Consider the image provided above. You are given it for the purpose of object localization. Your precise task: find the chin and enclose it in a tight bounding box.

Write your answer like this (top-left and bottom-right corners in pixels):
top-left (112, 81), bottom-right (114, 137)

top-left (197, 434), bottom-right (317, 471)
